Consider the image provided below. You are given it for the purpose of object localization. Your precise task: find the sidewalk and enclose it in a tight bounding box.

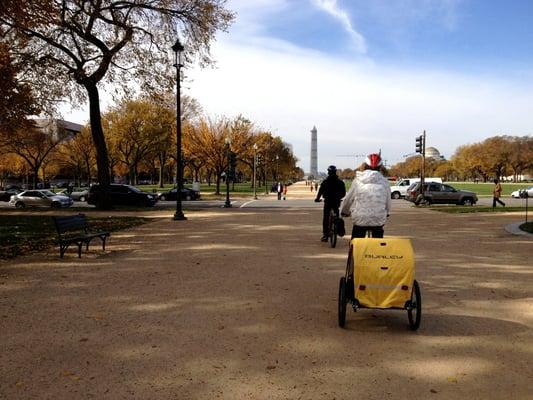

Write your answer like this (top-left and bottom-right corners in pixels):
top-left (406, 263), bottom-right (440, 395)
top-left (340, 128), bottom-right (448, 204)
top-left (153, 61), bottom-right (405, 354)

top-left (0, 193), bottom-right (531, 399)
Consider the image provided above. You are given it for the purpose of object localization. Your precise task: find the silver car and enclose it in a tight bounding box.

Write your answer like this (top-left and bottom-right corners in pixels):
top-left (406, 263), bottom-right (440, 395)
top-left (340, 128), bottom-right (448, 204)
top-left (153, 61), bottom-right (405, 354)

top-left (58, 187), bottom-right (90, 202)
top-left (9, 190), bottom-right (74, 208)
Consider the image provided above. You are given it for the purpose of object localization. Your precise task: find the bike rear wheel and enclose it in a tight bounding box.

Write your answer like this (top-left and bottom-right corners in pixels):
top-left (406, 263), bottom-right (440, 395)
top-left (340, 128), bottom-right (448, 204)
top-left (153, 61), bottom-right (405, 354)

top-left (329, 211), bottom-right (338, 248)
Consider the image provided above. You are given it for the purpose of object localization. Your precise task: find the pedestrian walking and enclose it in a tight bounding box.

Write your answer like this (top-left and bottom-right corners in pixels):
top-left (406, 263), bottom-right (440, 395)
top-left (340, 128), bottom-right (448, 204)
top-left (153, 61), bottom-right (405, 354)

top-left (314, 182), bottom-right (318, 192)
top-left (492, 178), bottom-right (506, 207)
top-left (277, 182), bottom-right (283, 200)
top-left (310, 182), bottom-right (314, 192)
top-left (283, 185), bottom-right (288, 200)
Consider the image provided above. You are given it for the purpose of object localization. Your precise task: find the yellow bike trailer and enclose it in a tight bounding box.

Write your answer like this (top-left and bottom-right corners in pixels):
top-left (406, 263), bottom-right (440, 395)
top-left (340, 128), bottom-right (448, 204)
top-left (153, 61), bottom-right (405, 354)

top-left (338, 237), bottom-right (422, 330)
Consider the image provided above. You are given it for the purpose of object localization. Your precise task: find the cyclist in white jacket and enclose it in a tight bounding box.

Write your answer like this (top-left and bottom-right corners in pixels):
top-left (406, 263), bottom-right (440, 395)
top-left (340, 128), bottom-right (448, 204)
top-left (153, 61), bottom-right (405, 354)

top-left (340, 153), bottom-right (391, 238)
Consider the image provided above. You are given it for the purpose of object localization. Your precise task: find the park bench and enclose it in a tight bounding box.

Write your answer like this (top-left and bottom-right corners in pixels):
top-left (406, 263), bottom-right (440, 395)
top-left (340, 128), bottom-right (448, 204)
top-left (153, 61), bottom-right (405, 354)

top-left (53, 214), bottom-right (110, 258)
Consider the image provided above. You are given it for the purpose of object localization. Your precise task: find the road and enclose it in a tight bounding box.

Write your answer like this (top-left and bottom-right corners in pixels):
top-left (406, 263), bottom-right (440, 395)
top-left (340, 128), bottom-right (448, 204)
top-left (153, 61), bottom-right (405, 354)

top-left (0, 191), bottom-right (527, 210)
top-left (0, 181), bottom-right (531, 399)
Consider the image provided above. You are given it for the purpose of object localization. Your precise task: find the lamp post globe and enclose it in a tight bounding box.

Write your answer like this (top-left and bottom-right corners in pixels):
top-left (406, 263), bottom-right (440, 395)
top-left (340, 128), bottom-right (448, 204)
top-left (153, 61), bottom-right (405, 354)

top-left (172, 38), bottom-right (186, 221)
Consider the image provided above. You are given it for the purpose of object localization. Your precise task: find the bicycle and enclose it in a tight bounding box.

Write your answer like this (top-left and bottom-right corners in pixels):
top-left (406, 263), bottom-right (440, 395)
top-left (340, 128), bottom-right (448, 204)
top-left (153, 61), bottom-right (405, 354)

top-left (327, 208), bottom-right (340, 248)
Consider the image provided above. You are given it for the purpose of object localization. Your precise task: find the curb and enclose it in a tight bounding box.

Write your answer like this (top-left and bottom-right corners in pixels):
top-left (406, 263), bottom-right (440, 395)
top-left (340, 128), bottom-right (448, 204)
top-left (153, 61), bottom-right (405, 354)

top-left (505, 222), bottom-right (533, 237)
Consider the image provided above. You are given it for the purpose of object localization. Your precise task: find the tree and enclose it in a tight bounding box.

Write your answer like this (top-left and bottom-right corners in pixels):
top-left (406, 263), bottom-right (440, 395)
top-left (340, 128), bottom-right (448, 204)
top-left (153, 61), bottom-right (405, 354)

top-left (1, 0), bottom-right (233, 207)
top-left (187, 117), bottom-right (230, 194)
top-left (509, 136), bottom-right (533, 180)
top-left (105, 99), bottom-right (172, 185)
top-left (483, 136), bottom-right (512, 179)
top-left (0, 119), bottom-right (67, 188)
top-left (0, 42), bottom-right (39, 134)
top-left (55, 126), bottom-right (96, 185)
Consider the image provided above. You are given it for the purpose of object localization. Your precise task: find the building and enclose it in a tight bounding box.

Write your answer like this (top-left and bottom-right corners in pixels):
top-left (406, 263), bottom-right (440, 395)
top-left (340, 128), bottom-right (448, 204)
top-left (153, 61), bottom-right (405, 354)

top-left (426, 146), bottom-right (445, 161)
top-left (33, 118), bottom-right (83, 141)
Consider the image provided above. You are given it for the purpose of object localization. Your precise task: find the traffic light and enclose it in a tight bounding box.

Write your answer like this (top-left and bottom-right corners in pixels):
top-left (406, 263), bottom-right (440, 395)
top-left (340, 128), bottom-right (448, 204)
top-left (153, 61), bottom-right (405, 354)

top-left (256, 155), bottom-right (262, 166)
top-left (415, 135), bottom-right (424, 154)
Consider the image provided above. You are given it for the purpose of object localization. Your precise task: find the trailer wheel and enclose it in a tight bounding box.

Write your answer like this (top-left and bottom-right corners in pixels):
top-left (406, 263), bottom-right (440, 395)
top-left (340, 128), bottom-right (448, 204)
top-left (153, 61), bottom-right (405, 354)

top-left (408, 280), bottom-right (422, 330)
top-left (338, 277), bottom-right (347, 327)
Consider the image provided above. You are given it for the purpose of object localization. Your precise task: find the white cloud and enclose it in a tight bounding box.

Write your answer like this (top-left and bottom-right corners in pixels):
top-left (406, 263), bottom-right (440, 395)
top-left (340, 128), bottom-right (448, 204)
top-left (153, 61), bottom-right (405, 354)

top-left (311, 0), bottom-right (367, 53)
top-left (61, 1), bottom-right (533, 174)
top-left (188, 39), bottom-right (533, 171)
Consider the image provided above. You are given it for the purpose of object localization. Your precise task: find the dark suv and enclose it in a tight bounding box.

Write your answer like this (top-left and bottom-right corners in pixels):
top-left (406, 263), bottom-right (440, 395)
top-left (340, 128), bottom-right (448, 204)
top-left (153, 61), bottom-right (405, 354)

top-left (406, 182), bottom-right (478, 206)
top-left (87, 184), bottom-right (157, 207)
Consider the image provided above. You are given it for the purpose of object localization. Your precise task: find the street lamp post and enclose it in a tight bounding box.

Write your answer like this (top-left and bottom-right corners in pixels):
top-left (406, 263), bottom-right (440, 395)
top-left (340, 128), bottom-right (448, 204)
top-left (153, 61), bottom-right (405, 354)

top-left (265, 156), bottom-right (269, 195)
top-left (172, 38), bottom-right (186, 221)
top-left (224, 138), bottom-right (232, 208)
top-left (253, 144), bottom-right (258, 200)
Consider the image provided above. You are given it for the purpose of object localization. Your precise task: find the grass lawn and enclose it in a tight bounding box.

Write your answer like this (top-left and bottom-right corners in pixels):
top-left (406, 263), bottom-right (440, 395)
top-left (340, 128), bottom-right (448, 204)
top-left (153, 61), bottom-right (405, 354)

top-left (0, 215), bottom-right (151, 259)
top-left (443, 182), bottom-right (528, 196)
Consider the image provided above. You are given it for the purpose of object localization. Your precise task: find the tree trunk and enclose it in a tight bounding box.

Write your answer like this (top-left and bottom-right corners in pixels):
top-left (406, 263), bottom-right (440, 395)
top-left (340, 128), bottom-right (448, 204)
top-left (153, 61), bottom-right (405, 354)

top-left (158, 153), bottom-right (165, 188)
top-left (84, 82), bottom-right (112, 208)
top-left (32, 166), bottom-right (39, 189)
top-left (216, 172), bottom-right (221, 195)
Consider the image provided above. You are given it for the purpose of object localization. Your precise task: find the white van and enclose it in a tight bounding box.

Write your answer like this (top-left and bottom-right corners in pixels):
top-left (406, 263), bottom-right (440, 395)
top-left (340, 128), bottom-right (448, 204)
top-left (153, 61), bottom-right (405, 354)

top-left (390, 177), bottom-right (442, 199)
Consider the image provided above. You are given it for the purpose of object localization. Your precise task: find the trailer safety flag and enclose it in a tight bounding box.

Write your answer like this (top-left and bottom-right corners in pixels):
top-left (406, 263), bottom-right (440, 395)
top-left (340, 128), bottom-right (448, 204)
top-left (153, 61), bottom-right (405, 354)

top-left (351, 238), bottom-right (415, 309)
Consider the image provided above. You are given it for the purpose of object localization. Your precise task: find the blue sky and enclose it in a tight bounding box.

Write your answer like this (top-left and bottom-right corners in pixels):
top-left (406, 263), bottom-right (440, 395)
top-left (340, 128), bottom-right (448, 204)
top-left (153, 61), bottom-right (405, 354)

top-left (65, 0), bottom-right (533, 171)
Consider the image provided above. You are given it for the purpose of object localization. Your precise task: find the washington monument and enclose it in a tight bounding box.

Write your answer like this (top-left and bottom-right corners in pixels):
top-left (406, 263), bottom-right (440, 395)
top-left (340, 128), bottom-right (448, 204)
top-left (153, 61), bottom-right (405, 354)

top-left (310, 126), bottom-right (318, 177)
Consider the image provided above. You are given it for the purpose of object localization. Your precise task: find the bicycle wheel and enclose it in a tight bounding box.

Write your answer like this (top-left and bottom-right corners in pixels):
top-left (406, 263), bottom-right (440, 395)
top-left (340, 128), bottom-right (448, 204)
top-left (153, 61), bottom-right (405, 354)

top-left (408, 280), bottom-right (422, 330)
top-left (329, 213), bottom-right (337, 248)
top-left (338, 277), bottom-right (347, 327)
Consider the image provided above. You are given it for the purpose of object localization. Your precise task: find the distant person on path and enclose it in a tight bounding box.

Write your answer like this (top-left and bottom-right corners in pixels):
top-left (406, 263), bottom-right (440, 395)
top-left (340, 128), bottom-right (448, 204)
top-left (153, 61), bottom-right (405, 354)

top-left (315, 166), bottom-right (346, 242)
top-left (492, 179), bottom-right (506, 207)
top-left (314, 182), bottom-right (318, 192)
top-left (341, 153), bottom-right (391, 239)
top-left (310, 182), bottom-right (314, 192)
top-left (277, 182), bottom-right (283, 200)
top-left (283, 185), bottom-right (287, 200)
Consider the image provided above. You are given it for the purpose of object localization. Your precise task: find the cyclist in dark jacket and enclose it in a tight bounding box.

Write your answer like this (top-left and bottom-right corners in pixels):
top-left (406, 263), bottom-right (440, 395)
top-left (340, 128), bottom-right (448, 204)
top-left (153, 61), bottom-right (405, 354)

top-left (314, 165), bottom-right (346, 241)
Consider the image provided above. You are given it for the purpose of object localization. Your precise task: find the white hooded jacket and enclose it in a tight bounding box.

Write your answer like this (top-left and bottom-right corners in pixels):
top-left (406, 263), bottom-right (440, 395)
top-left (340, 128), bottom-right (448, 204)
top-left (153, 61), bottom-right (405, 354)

top-left (340, 170), bottom-right (392, 226)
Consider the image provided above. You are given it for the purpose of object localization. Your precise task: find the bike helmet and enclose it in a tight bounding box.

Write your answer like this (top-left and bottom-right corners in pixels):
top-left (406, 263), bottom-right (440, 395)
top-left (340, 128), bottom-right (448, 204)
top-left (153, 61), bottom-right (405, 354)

top-left (365, 153), bottom-right (383, 170)
top-left (327, 165), bottom-right (337, 175)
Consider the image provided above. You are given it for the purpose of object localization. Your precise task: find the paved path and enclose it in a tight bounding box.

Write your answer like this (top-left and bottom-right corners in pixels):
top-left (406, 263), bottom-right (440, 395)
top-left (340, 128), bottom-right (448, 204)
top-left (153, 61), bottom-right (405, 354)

top-left (1, 182), bottom-right (531, 399)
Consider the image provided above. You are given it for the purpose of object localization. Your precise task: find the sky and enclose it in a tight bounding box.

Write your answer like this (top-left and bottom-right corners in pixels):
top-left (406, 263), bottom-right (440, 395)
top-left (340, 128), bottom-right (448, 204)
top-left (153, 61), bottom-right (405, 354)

top-left (64, 0), bottom-right (533, 172)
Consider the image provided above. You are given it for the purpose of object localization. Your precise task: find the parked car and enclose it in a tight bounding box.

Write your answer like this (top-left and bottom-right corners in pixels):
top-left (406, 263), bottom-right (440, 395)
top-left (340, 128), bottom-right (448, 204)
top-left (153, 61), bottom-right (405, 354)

top-left (0, 188), bottom-right (22, 202)
top-left (9, 190), bottom-right (74, 208)
top-left (87, 184), bottom-right (157, 207)
top-left (511, 187), bottom-right (533, 198)
top-left (406, 182), bottom-right (478, 205)
top-left (390, 177), bottom-right (443, 199)
top-left (157, 187), bottom-right (201, 201)
top-left (58, 187), bottom-right (90, 202)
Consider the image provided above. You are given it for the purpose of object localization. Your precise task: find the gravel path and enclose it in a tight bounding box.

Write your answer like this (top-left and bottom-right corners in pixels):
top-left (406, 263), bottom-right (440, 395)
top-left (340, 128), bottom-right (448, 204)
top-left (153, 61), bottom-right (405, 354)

top-left (1, 182), bottom-right (531, 399)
